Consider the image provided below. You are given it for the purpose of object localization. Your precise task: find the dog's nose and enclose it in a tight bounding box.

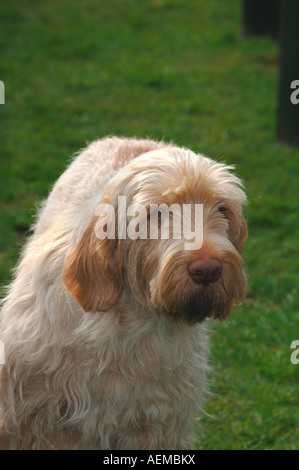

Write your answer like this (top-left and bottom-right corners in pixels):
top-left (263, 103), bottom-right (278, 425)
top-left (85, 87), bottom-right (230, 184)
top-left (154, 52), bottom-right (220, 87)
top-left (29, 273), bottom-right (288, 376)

top-left (187, 257), bottom-right (222, 284)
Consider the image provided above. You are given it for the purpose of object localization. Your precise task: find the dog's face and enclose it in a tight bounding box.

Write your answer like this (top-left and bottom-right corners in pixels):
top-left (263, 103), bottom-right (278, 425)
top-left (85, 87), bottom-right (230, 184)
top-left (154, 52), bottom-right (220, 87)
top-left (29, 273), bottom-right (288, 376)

top-left (63, 147), bottom-right (247, 324)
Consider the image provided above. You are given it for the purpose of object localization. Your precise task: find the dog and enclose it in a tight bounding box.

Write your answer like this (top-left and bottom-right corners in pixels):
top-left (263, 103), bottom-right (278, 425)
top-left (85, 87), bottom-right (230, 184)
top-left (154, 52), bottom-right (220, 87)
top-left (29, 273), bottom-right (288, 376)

top-left (0, 137), bottom-right (247, 449)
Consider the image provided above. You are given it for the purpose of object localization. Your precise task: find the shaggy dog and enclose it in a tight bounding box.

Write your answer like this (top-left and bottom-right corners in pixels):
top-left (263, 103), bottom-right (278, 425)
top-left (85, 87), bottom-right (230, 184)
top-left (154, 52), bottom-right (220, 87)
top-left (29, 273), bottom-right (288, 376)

top-left (0, 137), bottom-right (247, 449)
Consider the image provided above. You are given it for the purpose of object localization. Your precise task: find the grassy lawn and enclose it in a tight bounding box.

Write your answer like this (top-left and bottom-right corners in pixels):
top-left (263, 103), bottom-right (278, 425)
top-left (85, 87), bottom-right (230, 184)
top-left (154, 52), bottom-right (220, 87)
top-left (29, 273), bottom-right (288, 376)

top-left (1, 0), bottom-right (298, 450)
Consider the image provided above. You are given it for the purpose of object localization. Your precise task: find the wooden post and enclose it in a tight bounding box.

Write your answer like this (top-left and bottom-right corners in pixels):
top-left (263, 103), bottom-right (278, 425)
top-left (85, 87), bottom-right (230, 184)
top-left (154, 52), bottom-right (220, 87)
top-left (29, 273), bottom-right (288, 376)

top-left (242, 0), bottom-right (280, 39)
top-left (277, 0), bottom-right (299, 146)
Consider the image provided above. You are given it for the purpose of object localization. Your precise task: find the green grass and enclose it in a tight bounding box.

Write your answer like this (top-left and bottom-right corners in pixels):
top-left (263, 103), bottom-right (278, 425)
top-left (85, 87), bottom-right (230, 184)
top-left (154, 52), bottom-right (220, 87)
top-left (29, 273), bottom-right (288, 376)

top-left (1, 0), bottom-right (298, 450)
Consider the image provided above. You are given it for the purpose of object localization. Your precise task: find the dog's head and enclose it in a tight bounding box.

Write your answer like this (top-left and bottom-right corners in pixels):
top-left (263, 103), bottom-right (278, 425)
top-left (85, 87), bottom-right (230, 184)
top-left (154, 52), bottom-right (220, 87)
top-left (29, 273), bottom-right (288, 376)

top-left (63, 146), bottom-right (247, 324)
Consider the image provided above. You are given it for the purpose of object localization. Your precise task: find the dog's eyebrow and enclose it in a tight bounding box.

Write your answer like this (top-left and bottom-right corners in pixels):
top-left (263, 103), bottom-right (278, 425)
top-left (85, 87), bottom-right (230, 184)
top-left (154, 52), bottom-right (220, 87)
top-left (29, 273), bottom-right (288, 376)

top-left (162, 185), bottom-right (185, 197)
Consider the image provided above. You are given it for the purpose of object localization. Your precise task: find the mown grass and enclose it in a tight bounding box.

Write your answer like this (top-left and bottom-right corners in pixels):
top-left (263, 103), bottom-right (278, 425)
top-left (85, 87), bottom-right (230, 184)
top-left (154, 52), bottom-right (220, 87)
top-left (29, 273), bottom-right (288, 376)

top-left (0, 0), bottom-right (298, 450)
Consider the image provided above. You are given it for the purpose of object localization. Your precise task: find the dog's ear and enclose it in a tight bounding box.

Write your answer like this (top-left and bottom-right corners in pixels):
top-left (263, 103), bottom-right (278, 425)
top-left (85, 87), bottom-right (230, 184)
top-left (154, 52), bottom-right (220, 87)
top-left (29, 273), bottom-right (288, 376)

top-left (227, 205), bottom-right (247, 254)
top-left (63, 216), bottom-right (123, 312)
top-left (235, 214), bottom-right (248, 254)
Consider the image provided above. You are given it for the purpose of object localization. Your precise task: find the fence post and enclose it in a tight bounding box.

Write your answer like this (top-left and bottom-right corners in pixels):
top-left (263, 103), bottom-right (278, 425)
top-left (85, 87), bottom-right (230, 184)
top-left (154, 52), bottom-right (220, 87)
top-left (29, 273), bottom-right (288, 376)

top-left (277, 0), bottom-right (299, 146)
top-left (242, 0), bottom-right (280, 39)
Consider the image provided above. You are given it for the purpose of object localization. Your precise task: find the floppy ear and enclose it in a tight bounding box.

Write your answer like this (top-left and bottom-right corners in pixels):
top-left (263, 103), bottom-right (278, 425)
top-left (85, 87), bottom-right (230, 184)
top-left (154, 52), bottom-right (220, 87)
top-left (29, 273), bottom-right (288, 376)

top-left (62, 216), bottom-right (123, 312)
top-left (227, 204), bottom-right (248, 254)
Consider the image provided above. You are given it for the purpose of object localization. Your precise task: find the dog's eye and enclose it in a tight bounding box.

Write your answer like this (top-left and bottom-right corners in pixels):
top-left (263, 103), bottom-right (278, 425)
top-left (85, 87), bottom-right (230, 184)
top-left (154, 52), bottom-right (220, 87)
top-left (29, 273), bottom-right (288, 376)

top-left (217, 206), bottom-right (230, 218)
top-left (147, 209), bottom-right (164, 226)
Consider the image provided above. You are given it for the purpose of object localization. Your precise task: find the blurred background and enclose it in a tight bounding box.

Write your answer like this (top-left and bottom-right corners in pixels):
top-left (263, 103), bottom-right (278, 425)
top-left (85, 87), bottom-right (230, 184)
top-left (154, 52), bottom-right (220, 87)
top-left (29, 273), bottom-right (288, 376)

top-left (0, 0), bottom-right (298, 450)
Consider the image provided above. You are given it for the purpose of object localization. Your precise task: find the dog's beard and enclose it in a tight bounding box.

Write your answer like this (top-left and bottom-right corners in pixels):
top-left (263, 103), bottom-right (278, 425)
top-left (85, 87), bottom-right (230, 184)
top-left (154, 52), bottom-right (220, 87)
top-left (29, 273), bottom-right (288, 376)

top-left (156, 285), bottom-right (232, 325)
top-left (185, 291), bottom-right (215, 322)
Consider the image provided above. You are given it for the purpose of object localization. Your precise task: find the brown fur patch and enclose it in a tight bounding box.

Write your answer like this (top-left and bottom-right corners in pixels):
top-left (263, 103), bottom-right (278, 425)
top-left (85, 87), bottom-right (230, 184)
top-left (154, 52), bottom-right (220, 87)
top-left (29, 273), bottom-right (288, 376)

top-left (63, 216), bottom-right (123, 312)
